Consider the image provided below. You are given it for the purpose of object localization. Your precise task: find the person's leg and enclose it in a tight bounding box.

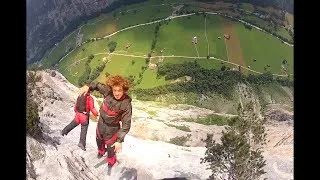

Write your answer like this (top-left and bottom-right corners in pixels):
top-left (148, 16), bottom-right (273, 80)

top-left (96, 138), bottom-right (106, 158)
top-left (78, 120), bottom-right (89, 151)
top-left (61, 119), bottom-right (78, 136)
top-left (106, 144), bottom-right (116, 166)
top-left (96, 120), bottom-right (106, 157)
top-left (104, 126), bottom-right (119, 166)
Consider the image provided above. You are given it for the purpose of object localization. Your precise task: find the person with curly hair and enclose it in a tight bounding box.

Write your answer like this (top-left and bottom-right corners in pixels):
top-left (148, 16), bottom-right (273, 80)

top-left (79, 75), bottom-right (132, 168)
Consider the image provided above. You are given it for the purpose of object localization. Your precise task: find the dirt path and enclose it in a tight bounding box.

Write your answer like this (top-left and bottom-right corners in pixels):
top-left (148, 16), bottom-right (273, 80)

top-left (75, 27), bottom-right (83, 47)
top-left (193, 43), bottom-right (200, 57)
top-left (63, 51), bottom-right (292, 77)
top-left (204, 17), bottom-right (209, 56)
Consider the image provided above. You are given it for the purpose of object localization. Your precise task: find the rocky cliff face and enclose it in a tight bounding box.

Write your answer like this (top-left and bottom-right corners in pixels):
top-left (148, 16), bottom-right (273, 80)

top-left (26, 70), bottom-right (293, 179)
top-left (27, 0), bottom-right (120, 64)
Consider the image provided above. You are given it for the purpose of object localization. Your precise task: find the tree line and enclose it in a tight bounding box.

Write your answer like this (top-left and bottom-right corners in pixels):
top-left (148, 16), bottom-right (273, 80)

top-left (133, 61), bottom-right (293, 99)
top-left (77, 53), bottom-right (111, 86)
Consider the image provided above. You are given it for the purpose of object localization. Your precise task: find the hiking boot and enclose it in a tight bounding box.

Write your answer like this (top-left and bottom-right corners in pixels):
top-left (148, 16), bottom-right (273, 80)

top-left (107, 164), bottom-right (112, 175)
top-left (78, 143), bottom-right (86, 151)
top-left (97, 153), bottom-right (103, 159)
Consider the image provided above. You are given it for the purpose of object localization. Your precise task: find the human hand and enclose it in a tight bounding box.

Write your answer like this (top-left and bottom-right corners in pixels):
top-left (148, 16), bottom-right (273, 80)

top-left (79, 85), bottom-right (89, 95)
top-left (111, 142), bottom-right (122, 153)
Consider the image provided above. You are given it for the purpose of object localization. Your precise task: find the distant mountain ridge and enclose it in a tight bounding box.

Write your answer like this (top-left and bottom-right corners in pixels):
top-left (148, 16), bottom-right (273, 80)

top-left (27, 0), bottom-right (147, 64)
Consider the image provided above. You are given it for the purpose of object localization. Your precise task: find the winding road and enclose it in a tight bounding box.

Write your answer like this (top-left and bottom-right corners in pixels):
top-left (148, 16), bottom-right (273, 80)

top-left (63, 51), bottom-right (292, 77)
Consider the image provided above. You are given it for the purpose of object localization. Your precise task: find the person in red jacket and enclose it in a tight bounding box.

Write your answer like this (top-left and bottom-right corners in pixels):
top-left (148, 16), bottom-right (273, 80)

top-left (61, 90), bottom-right (99, 151)
top-left (79, 75), bottom-right (132, 168)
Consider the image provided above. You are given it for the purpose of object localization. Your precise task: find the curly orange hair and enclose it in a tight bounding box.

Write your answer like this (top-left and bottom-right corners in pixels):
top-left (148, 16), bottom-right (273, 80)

top-left (106, 75), bottom-right (130, 91)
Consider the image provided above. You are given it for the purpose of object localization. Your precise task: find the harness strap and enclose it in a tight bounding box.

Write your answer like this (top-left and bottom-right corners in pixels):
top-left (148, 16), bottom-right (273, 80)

top-left (102, 103), bottom-right (120, 116)
top-left (96, 126), bottom-right (118, 145)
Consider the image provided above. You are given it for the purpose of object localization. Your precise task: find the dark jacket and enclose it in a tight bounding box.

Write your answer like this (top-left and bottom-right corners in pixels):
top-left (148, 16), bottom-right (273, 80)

top-left (89, 82), bottom-right (132, 142)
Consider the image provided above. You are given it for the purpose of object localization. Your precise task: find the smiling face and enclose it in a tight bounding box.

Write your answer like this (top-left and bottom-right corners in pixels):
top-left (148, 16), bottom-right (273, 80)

top-left (112, 85), bottom-right (124, 100)
top-left (106, 75), bottom-right (130, 100)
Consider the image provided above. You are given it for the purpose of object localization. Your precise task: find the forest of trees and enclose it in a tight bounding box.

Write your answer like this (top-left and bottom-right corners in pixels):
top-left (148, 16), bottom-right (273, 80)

top-left (78, 54), bottom-right (95, 86)
top-left (133, 61), bottom-right (293, 100)
top-left (108, 41), bottom-right (117, 52)
top-left (201, 101), bottom-right (267, 179)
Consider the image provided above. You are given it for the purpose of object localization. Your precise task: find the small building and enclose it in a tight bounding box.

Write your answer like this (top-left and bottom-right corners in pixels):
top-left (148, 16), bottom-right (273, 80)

top-left (148, 63), bottom-right (157, 69)
top-left (185, 76), bottom-right (192, 82)
top-left (192, 36), bottom-right (198, 44)
top-left (125, 43), bottom-right (132, 49)
top-left (224, 34), bottom-right (230, 39)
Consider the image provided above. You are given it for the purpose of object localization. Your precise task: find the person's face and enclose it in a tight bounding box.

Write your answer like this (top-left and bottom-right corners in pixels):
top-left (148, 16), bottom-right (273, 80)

top-left (112, 85), bottom-right (124, 100)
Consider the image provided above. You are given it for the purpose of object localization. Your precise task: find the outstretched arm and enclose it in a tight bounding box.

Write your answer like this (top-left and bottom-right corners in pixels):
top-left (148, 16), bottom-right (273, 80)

top-left (79, 82), bottom-right (111, 97)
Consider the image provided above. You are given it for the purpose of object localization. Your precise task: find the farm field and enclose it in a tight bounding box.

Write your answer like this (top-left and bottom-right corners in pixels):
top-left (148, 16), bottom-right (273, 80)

top-left (38, 0), bottom-right (293, 89)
